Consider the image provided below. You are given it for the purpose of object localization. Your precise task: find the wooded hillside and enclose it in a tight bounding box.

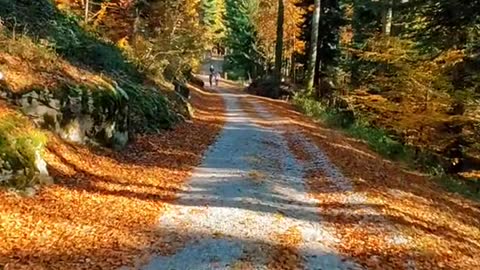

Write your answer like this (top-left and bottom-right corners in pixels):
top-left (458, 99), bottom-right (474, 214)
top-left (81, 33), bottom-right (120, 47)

top-left (0, 0), bottom-right (221, 189)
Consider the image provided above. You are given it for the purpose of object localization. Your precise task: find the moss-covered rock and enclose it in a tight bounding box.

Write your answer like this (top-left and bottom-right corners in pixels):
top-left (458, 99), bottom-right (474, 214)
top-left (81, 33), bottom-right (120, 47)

top-left (0, 112), bottom-right (49, 189)
top-left (7, 82), bottom-right (131, 148)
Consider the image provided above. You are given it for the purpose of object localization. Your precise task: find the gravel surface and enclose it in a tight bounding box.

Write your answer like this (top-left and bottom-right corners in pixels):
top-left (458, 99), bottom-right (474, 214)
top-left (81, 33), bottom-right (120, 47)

top-left (141, 88), bottom-right (361, 269)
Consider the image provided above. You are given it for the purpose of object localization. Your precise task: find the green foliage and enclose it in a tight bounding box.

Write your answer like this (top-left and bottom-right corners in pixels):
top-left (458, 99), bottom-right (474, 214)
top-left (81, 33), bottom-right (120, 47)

top-left (438, 174), bottom-right (480, 202)
top-left (224, 0), bottom-right (266, 79)
top-left (351, 0), bottom-right (382, 44)
top-left (293, 92), bottom-right (480, 199)
top-left (0, 0), bottom-right (138, 77)
top-left (201, 0), bottom-right (218, 27)
top-left (0, 113), bottom-right (47, 189)
top-left (318, 0), bottom-right (344, 72)
top-left (61, 80), bottom-right (178, 134)
top-left (224, 66), bottom-right (248, 81)
top-left (418, 0), bottom-right (480, 52)
top-left (119, 80), bottom-right (178, 133)
top-left (0, 0), bottom-right (184, 132)
top-left (293, 93), bottom-right (408, 160)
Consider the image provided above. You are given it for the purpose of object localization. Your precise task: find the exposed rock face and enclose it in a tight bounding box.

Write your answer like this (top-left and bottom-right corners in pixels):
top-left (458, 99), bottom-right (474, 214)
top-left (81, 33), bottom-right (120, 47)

top-left (0, 83), bottom-right (133, 188)
top-left (7, 84), bottom-right (130, 149)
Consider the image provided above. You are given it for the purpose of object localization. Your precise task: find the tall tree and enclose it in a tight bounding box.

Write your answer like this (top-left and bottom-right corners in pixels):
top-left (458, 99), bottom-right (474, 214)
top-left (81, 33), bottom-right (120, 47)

top-left (255, 0), bottom-right (305, 76)
top-left (200, 0), bottom-right (217, 26)
top-left (382, 0), bottom-right (393, 36)
top-left (314, 0), bottom-right (342, 96)
top-left (84, 0), bottom-right (89, 24)
top-left (274, 0), bottom-right (285, 94)
top-left (225, 0), bottom-right (265, 78)
top-left (306, 0), bottom-right (321, 92)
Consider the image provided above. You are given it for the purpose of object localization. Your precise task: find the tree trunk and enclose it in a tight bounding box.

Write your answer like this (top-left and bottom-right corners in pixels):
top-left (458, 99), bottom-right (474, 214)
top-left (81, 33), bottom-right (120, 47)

top-left (291, 37), bottom-right (296, 83)
top-left (274, 0), bottom-right (285, 97)
top-left (382, 0), bottom-right (393, 36)
top-left (314, 15), bottom-right (322, 98)
top-left (306, 0), bottom-right (321, 93)
top-left (84, 0), bottom-right (89, 24)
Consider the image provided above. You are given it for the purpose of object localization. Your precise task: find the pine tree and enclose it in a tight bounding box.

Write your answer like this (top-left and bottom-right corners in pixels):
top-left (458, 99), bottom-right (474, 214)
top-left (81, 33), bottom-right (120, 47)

top-left (200, 0), bottom-right (217, 27)
top-left (224, 0), bottom-right (265, 78)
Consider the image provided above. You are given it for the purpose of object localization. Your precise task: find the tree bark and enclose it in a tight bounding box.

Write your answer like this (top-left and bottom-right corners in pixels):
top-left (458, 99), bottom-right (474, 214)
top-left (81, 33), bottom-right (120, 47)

top-left (382, 0), bottom-right (393, 36)
top-left (274, 0), bottom-right (285, 97)
top-left (291, 37), bottom-right (296, 83)
top-left (84, 0), bottom-right (89, 24)
top-left (306, 0), bottom-right (321, 93)
top-left (314, 12), bottom-right (322, 97)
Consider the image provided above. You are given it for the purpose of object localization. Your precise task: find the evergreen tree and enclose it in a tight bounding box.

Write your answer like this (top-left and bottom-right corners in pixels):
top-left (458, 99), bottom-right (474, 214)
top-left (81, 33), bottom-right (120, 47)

top-left (314, 0), bottom-right (343, 95)
top-left (224, 0), bottom-right (265, 79)
top-left (200, 0), bottom-right (217, 27)
top-left (200, 0), bottom-right (226, 44)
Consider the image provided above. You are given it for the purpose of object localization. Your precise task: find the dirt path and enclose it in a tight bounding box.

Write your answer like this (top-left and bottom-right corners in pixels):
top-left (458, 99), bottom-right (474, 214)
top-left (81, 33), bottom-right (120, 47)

top-left (138, 78), bottom-right (363, 269)
top-left (2, 59), bottom-right (479, 269)
top-left (136, 80), bottom-right (480, 269)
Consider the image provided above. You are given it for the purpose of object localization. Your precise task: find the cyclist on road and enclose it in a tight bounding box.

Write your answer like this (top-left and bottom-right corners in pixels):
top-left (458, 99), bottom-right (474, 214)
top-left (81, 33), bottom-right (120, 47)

top-left (209, 64), bottom-right (215, 87)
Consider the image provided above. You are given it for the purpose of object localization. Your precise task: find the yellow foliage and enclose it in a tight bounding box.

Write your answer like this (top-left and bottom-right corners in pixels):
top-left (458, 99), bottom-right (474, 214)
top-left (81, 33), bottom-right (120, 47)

top-left (93, 2), bottom-right (112, 28)
top-left (117, 36), bottom-right (129, 50)
top-left (255, 0), bottom-right (306, 63)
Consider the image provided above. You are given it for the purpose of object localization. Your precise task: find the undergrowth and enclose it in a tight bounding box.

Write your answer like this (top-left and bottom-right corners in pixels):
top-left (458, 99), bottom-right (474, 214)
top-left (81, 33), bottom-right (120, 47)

top-left (0, 111), bottom-right (47, 189)
top-left (0, 0), bottom-right (183, 132)
top-left (0, 0), bottom-right (137, 77)
top-left (293, 93), bottom-right (480, 201)
top-left (293, 94), bottom-right (408, 159)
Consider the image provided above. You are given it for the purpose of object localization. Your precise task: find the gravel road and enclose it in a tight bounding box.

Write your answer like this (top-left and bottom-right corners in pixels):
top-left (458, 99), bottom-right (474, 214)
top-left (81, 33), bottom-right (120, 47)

top-left (141, 79), bottom-right (362, 269)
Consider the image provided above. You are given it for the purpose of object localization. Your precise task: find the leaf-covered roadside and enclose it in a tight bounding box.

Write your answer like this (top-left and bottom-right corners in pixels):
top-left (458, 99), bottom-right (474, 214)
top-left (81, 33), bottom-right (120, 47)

top-left (243, 94), bottom-right (480, 269)
top-left (0, 85), bottom-right (225, 269)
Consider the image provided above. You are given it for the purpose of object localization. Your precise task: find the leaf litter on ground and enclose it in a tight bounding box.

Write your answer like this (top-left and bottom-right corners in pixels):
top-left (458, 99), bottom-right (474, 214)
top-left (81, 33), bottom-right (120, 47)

top-left (242, 94), bottom-right (480, 270)
top-left (0, 85), bottom-right (225, 269)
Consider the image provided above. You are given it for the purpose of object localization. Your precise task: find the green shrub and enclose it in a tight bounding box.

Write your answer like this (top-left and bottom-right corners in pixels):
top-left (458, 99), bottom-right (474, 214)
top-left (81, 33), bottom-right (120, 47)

top-left (293, 93), bottom-right (409, 160)
top-left (119, 79), bottom-right (178, 132)
top-left (293, 93), bottom-right (480, 200)
top-left (0, 113), bottom-right (47, 189)
top-left (223, 65), bottom-right (247, 81)
top-left (0, 0), bottom-right (138, 77)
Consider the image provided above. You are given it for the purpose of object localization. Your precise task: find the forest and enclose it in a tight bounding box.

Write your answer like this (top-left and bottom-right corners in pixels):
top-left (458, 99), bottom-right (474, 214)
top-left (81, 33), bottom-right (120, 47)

top-left (0, 0), bottom-right (480, 269)
top-left (225, 0), bottom-right (480, 192)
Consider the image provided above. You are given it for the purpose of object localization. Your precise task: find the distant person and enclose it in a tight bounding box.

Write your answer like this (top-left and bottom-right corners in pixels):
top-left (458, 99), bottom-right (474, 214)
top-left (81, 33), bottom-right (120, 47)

top-left (209, 65), bottom-right (215, 87)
